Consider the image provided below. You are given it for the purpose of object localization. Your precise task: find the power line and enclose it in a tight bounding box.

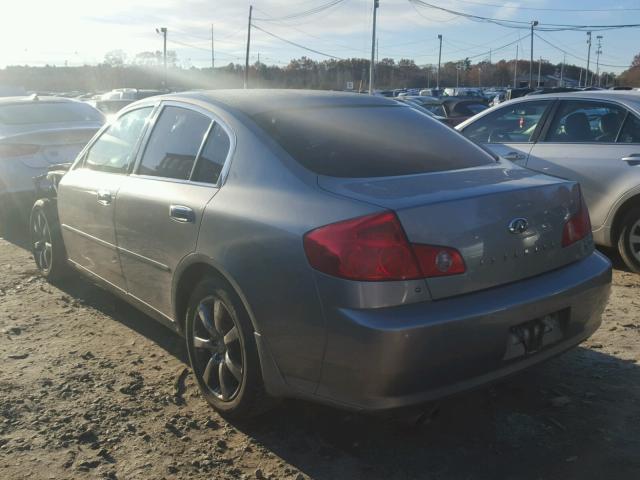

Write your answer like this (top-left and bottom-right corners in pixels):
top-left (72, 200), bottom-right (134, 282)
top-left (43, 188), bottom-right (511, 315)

top-left (251, 24), bottom-right (343, 59)
top-left (453, 0), bottom-right (640, 13)
top-left (253, 0), bottom-right (347, 22)
top-left (534, 33), bottom-right (631, 68)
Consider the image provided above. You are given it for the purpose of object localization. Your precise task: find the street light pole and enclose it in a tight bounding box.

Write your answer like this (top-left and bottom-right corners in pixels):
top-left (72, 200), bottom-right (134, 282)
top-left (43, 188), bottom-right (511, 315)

top-left (529, 20), bottom-right (538, 88)
top-left (585, 31), bottom-right (592, 87)
top-left (369, 0), bottom-right (379, 95)
top-left (244, 5), bottom-right (253, 89)
top-left (156, 27), bottom-right (168, 89)
top-left (437, 34), bottom-right (442, 89)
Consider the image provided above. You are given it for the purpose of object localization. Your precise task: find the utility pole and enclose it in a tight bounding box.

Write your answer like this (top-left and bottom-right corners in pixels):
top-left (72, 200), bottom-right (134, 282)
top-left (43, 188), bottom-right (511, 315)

top-left (437, 34), bottom-right (443, 89)
top-left (156, 27), bottom-right (168, 89)
top-left (537, 57), bottom-right (542, 87)
top-left (529, 20), bottom-right (538, 87)
top-left (478, 67), bottom-right (481, 87)
top-left (595, 35), bottom-right (603, 86)
top-left (513, 43), bottom-right (518, 87)
top-left (369, 0), bottom-right (379, 95)
top-left (585, 31), bottom-right (592, 87)
top-left (211, 23), bottom-right (216, 73)
top-left (456, 63), bottom-right (460, 88)
top-left (560, 53), bottom-right (565, 86)
top-left (489, 49), bottom-right (492, 64)
top-left (244, 5), bottom-right (253, 89)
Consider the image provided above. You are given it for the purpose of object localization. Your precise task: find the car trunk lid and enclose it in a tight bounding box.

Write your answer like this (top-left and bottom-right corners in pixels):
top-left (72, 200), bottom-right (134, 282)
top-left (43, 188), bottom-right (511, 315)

top-left (318, 162), bottom-right (591, 300)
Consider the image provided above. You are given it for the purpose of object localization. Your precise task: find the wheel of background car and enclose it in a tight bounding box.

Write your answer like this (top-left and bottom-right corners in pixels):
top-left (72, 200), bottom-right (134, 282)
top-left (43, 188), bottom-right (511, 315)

top-left (185, 276), bottom-right (272, 419)
top-left (617, 207), bottom-right (640, 273)
top-left (29, 199), bottom-right (69, 281)
top-left (488, 129), bottom-right (513, 143)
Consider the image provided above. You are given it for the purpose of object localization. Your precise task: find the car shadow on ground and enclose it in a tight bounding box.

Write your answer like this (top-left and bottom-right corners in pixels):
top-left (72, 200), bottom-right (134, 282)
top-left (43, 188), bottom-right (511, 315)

top-left (4, 224), bottom-right (640, 479)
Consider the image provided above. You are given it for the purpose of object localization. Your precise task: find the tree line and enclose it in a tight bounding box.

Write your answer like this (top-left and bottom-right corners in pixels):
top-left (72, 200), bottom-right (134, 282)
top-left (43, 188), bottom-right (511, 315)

top-left (0, 49), bottom-right (636, 94)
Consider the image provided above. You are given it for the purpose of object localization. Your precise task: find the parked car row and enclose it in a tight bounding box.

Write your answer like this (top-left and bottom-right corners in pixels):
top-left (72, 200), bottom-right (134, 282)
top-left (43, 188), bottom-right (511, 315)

top-left (24, 89), bottom-right (611, 420)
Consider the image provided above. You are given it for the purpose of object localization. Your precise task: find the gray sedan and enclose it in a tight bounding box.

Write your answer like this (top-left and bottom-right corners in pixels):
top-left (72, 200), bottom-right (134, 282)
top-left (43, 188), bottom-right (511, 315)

top-left (30, 90), bottom-right (611, 418)
top-left (456, 91), bottom-right (640, 272)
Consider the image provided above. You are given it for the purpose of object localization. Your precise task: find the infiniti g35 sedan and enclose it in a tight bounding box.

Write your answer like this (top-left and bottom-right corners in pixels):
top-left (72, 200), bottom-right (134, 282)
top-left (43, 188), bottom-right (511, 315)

top-left (29, 90), bottom-right (611, 418)
top-left (456, 91), bottom-right (640, 272)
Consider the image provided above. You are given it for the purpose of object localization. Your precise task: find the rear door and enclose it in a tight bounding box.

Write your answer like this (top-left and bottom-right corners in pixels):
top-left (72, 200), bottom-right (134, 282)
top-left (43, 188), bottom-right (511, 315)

top-left (115, 102), bottom-right (233, 319)
top-left (57, 106), bottom-right (154, 289)
top-left (458, 99), bottom-right (554, 166)
top-left (526, 99), bottom-right (640, 229)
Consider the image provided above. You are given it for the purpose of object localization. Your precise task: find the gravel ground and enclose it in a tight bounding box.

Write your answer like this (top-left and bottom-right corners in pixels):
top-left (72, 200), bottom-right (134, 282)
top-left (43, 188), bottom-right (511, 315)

top-left (1, 232), bottom-right (639, 480)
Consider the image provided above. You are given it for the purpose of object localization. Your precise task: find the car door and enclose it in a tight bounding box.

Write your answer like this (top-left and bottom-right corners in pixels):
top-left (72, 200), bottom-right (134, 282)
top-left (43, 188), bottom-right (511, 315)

top-left (115, 102), bottom-right (233, 319)
top-left (57, 106), bottom-right (154, 290)
top-left (458, 99), bottom-right (554, 166)
top-left (526, 99), bottom-right (640, 230)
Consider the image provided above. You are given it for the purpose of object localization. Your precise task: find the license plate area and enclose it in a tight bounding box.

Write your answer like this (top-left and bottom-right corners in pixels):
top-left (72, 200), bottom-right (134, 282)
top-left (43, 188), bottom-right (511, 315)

top-left (503, 310), bottom-right (569, 361)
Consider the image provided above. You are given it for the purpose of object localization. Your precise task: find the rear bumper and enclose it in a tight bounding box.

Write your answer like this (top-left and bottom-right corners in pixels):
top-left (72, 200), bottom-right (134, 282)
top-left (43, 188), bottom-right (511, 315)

top-left (314, 251), bottom-right (612, 411)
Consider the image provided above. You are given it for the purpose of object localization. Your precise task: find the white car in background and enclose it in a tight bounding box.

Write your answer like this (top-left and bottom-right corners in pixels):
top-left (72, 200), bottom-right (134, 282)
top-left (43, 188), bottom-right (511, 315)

top-left (0, 96), bottom-right (104, 229)
top-left (456, 91), bottom-right (640, 272)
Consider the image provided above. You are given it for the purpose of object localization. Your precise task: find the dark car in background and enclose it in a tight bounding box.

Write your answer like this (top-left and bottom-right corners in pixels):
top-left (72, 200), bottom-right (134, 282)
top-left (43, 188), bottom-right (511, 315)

top-left (29, 90), bottom-right (610, 419)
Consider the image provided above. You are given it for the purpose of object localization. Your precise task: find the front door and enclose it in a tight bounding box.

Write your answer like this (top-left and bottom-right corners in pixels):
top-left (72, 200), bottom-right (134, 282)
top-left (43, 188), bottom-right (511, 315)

top-left (57, 107), bottom-right (154, 289)
top-left (115, 104), bottom-right (231, 319)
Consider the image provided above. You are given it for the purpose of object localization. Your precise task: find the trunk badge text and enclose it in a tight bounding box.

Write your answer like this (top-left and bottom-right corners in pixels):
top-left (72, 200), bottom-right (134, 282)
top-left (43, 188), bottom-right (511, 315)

top-left (508, 217), bottom-right (529, 234)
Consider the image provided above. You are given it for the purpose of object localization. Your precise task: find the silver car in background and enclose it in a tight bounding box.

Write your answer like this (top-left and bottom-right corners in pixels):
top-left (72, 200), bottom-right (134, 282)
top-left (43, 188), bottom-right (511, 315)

top-left (30, 90), bottom-right (611, 419)
top-left (456, 91), bottom-right (640, 272)
top-left (0, 96), bottom-right (104, 227)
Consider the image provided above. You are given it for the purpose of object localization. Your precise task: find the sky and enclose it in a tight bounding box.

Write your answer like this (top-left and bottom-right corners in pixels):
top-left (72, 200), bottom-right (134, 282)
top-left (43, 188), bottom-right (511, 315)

top-left (0, 0), bottom-right (639, 73)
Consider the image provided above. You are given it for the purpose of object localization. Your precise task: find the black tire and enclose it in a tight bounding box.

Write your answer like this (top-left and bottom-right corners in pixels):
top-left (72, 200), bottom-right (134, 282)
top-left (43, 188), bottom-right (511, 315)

top-left (29, 199), bottom-right (69, 281)
top-left (185, 277), bottom-right (270, 419)
top-left (617, 207), bottom-right (640, 273)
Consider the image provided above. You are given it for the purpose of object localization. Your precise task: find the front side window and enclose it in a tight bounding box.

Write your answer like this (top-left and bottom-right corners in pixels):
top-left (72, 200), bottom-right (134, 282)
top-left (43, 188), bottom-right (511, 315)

top-left (191, 124), bottom-right (231, 184)
top-left (138, 106), bottom-right (211, 180)
top-left (461, 100), bottom-right (550, 144)
top-left (83, 107), bottom-right (153, 173)
top-left (545, 100), bottom-right (626, 143)
top-left (618, 114), bottom-right (640, 144)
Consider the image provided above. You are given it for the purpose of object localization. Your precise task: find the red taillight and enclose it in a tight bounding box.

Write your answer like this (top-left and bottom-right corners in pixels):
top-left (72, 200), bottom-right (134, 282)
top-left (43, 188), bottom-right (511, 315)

top-left (0, 143), bottom-right (40, 157)
top-left (562, 195), bottom-right (591, 247)
top-left (303, 212), bottom-right (465, 281)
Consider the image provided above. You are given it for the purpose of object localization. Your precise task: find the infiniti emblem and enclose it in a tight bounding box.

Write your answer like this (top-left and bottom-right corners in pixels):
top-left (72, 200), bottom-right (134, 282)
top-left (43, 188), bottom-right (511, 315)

top-left (508, 218), bottom-right (529, 234)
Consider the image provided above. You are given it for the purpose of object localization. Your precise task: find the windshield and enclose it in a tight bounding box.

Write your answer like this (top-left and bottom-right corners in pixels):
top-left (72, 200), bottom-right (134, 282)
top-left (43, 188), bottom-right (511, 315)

top-left (252, 105), bottom-right (494, 178)
top-left (0, 102), bottom-right (104, 125)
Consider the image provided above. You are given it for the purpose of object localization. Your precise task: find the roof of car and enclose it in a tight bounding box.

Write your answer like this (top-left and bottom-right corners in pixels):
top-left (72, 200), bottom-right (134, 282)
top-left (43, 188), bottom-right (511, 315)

top-left (512, 90), bottom-right (640, 104)
top-left (161, 89), bottom-right (399, 116)
top-left (0, 95), bottom-right (81, 106)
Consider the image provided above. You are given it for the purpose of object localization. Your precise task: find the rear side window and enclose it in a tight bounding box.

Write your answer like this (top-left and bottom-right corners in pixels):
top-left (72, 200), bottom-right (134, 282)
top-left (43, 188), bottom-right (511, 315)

top-left (138, 106), bottom-right (211, 180)
top-left (252, 105), bottom-right (493, 178)
top-left (545, 100), bottom-right (626, 143)
top-left (461, 100), bottom-right (550, 144)
top-left (84, 107), bottom-right (152, 173)
top-left (191, 124), bottom-right (231, 184)
top-left (0, 102), bottom-right (104, 125)
top-left (618, 115), bottom-right (640, 143)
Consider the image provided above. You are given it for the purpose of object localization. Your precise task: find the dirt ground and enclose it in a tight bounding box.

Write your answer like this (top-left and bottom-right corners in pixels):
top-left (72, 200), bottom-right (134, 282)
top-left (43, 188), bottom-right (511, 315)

top-left (1, 228), bottom-right (639, 480)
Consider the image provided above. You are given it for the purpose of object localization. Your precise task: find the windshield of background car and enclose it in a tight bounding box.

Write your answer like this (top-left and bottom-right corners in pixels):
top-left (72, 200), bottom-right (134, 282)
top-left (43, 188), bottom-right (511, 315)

top-left (252, 105), bottom-right (494, 178)
top-left (0, 102), bottom-right (104, 125)
top-left (415, 101), bottom-right (446, 116)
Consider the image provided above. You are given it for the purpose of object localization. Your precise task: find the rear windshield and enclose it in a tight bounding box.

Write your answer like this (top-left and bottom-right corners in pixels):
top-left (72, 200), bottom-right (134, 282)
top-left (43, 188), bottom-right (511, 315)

top-left (0, 102), bottom-right (104, 125)
top-left (252, 105), bottom-right (493, 177)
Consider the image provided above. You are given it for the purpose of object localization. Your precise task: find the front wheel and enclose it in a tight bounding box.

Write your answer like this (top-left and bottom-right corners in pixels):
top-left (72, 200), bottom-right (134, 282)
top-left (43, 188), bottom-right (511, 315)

top-left (617, 207), bottom-right (640, 273)
top-left (30, 199), bottom-right (68, 280)
top-left (185, 277), bottom-right (270, 419)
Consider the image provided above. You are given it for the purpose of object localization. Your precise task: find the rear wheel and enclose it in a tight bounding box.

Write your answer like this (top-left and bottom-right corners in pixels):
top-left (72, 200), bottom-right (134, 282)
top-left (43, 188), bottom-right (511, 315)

top-left (30, 199), bottom-right (68, 280)
top-left (617, 207), bottom-right (640, 273)
top-left (185, 277), bottom-right (270, 419)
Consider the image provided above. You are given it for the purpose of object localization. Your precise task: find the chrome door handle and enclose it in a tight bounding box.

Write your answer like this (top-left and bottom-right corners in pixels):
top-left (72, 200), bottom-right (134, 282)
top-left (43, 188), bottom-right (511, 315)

top-left (621, 154), bottom-right (640, 166)
top-left (169, 205), bottom-right (195, 223)
top-left (503, 152), bottom-right (526, 161)
top-left (96, 190), bottom-right (112, 206)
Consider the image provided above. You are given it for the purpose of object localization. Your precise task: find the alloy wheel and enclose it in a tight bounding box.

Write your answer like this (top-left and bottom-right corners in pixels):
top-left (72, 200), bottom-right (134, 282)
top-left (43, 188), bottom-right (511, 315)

top-left (192, 297), bottom-right (244, 401)
top-left (32, 210), bottom-right (52, 272)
